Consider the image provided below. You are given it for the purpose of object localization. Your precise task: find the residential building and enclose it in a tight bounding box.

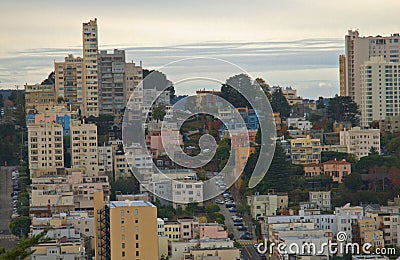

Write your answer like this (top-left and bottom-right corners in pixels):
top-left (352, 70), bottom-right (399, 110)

top-left (54, 54), bottom-right (84, 111)
top-left (309, 191), bottom-right (331, 211)
top-left (164, 221), bottom-right (181, 241)
top-left (184, 248), bottom-right (240, 260)
top-left (380, 115), bottom-right (400, 133)
top-left (360, 56), bottom-right (400, 127)
top-left (30, 240), bottom-right (86, 260)
top-left (352, 218), bottom-right (384, 248)
top-left (340, 54), bottom-right (347, 96)
top-left (365, 211), bottom-right (400, 247)
top-left (94, 191), bottom-right (158, 260)
top-left (340, 127), bottom-right (381, 159)
top-left (28, 121), bottom-right (64, 178)
top-left (70, 121), bottom-right (99, 176)
top-left (247, 193), bottom-right (288, 219)
top-left (179, 219), bottom-right (199, 240)
top-left (98, 49), bottom-right (126, 115)
top-left (335, 203), bottom-right (364, 242)
top-left (290, 135), bottom-right (322, 165)
top-left (25, 83), bottom-right (57, 112)
top-left (304, 159), bottom-right (351, 183)
top-left (287, 117), bottom-right (312, 131)
top-left (343, 30), bottom-right (400, 104)
top-left (82, 18), bottom-right (99, 117)
top-left (125, 61), bottom-right (143, 104)
top-left (199, 223), bottom-right (228, 239)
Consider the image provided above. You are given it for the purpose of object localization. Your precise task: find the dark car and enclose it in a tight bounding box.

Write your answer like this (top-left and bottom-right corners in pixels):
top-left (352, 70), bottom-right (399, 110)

top-left (234, 222), bottom-right (243, 226)
top-left (239, 232), bottom-right (252, 240)
top-left (237, 226), bottom-right (247, 231)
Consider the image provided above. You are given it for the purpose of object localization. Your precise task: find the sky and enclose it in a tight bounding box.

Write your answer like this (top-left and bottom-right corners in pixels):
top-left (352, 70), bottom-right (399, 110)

top-left (0, 0), bottom-right (399, 99)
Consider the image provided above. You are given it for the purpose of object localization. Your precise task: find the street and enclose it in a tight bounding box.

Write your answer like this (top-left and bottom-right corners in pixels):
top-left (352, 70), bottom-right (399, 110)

top-left (0, 166), bottom-right (18, 249)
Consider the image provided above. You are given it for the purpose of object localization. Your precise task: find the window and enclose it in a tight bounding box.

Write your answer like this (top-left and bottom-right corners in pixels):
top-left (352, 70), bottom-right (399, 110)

top-left (122, 251), bottom-right (125, 257)
top-left (122, 243), bottom-right (125, 249)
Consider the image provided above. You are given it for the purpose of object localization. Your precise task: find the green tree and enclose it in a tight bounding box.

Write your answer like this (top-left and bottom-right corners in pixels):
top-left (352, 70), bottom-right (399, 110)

top-left (271, 88), bottom-right (291, 118)
top-left (152, 105), bottom-right (167, 123)
top-left (343, 173), bottom-right (363, 191)
top-left (220, 74), bottom-right (252, 108)
top-left (0, 231), bottom-right (47, 259)
top-left (0, 94), bottom-right (3, 107)
top-left (9, 216), bottom-right (31, 237)
top-left (327, 96), bottom-right (360, 126)
top-left (255, 77), bottom-right (271, 102)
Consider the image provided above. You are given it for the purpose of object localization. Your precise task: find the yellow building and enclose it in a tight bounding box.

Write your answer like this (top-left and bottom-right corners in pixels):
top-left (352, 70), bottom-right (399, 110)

top-left (353, 218), bottom-right (384, 248)
top-left (164, 221), bottom-right (181, 241)
top-left (290, 135), bottom-right (322, 165)
top-left (28, 121), bottom-right (64, 178)
top-left (24, 83), bottom-right (57, 112)
top-left (94, 191), bottom-right (158, 260)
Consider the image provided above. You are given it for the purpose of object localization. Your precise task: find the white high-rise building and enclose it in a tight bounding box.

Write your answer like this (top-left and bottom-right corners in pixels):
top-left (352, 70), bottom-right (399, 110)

top-left (343, 30), bottom-right (400, 104)
top-left (360, 56), bottom-right (400, 127)
top-left (340, 127), bottom-right (380, 159)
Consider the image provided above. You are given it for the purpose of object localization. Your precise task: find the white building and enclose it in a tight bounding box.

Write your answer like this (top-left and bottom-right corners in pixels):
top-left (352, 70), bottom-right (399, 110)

top-left (343, 30), bottom-right (400, 104)
top-left (287, 117), bottom-right (313, 131)
top-left (247, 194), bottom-right (288, 219)
top-left (360, 56), bottom-right (400, 127)
top-left (340, 127), bottom-right (380, 159)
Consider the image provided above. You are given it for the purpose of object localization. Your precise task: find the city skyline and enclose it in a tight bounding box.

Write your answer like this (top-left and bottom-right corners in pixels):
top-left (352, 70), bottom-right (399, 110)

top-left (1, 0), bottom-right (400, 98)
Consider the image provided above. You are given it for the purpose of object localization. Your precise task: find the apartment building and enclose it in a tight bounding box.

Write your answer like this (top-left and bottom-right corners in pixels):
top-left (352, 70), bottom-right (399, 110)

top-left (94, 191), bottom-right (158, 260)
top-left (98, 49), bottom-right (126, 115)
top-left (340, 127), bottom-right (381, 159)
top-left (199, 223), bottom-right (228, 239)
top-left (290, 135), bottom-right (322, 165)
top-left (335, 204), bottom-right (364, 242)
top-left (170, 238), bottom-right (237, 260)
top-left (343, 30), bottom-right (400, 104)
top-left (82, 18), bottom-right (99, 117)
top-left (164, 221), bottom-right (181, 241)
top-left (70, 121), bottom-right (98, 176)
top-left (360, 56), bottom-right (400, 127)
top-left (287, 117), bottom-right (312, 131)
top-left (309, 191), bottom-right (331, 211)
top-left (365, 211), bottom-right (400, 247)
top-left (54, 54), bottom-right (84, 111)
top-left (30, 240), bottom-right (86, 260)
top-left (380, 115), bottom-right (400, 133)
top-left (125, 61), bottom-right (143, 104)
top-left (352, 218), bottom-right (384, 248)
top-left (24, 83), bottom-right (57, 112)
top-left (304, 159), bottom-right (351, 183)
top-left (340, 54), bottom-right (347, 96)
top-left (28, 121), bottom-right (64, 178)
top-left (247, 193), bottom-right (288, 219)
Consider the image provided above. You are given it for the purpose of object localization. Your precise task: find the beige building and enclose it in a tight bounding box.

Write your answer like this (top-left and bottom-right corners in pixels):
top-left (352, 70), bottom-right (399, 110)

top-left (343, 30), bottom-right (400, 104)
top-left (55, 54), bottom-right (84, 111)
top-left (94, 191), bottom-right (158, 260)
top-left (340, 127), bottom-right (381, 159)
top-left (184, 248), bottom-right (240, 260)
top-left (25, 83), bottom-right (57, 112)
top-left (28, 121), bottom-right (64, 178)
top-left (31, 240), bottom-right (86, 260)
top-left (340, 54), bottom-right (347, 96)
top-left (309, 191), bottom-right (331, 211)
top-left (125, 62), bottom-right (143, 104)
top-left (304, 159), bottom-right (351, 183)
top-left (365, 211), bottom-right (400, 247)
top-left (247, 193), bottom-right (288, 219)
top-left (82, 18), bottom-right (99, 117)
top-left (290, 135), bottom-right (322, 165)
top-left (70, 121), bottom-right (99, 176)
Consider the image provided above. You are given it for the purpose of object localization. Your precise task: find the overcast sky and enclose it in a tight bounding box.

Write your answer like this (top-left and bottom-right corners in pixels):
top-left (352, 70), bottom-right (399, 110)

top-left (0, 0), bottom-right (399, 98)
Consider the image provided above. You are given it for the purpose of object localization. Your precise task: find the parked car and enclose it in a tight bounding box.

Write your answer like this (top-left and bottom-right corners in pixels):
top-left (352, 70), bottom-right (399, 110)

top-left (234, 222), bottom-right (243, 226)
top-left (228, 207), bottom-right (236, 213)
top-left (239, 232), bottom-right (252, 240)
top-left (237, 226), bottom-right (247, 231)
top-left (233, 218), bottom-right (243, 223)
top-left (215, 199), bottom-right (224, 204)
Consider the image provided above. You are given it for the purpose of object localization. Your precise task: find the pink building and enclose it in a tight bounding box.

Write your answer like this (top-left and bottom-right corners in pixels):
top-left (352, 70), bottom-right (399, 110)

top-left (178, 219), bottom-right (199, 240)
top-left (199, 223), bottom-right (228, 239)
top-left (304, 159), bottom-right (351, 183)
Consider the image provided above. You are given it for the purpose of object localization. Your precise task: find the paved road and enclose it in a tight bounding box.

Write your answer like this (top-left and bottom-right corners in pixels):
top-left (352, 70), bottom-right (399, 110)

top-left (0, 166), bottom-right (18, 249)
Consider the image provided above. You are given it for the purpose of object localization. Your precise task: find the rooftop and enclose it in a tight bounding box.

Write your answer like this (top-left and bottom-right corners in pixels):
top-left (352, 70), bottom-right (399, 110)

top-left (109, 200), bottom-right (155, 208)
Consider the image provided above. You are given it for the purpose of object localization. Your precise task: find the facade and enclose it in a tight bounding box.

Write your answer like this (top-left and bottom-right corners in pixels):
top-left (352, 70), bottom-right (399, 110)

top-left (98, 49), bottom-right (126, 115)
top-left (360, 56), bottom-right (400, 127)
top-left (309, 191), bottom-right (331, 211)
top-left (352, 218), bottom-right (384, 248)
top-left (380, 115), bottom-right (400, 133)
top-left (340, 127), bottom-right (381, 159)
top-left (70, 121), bottom-right (99, 176)
top-left (25, 83), bottom-right (57, 112)
top-left (94, 191), bottom-right (158, 260)
top-left (125, 62), bottom-right (143, 104)
top-left (54, 54), bottom-right (84, 111)
top-left (365, 211), bottom-right (400, 247)
top-left (304, 159), bottom-right (351, 183)
top-left (340, 54), bottom-right (347, 96)
top-left (290, 135), bottom-right (322, 165)
top-left (343, 30), bottom-right (400, 104)
top-left (82, 18), bottom-right (99, 117)
top-left (199, 223), bottom-right (228, 239)
top-left (247, 194), bottom-right (288, 219)
top-left (287, 117), bottom-right (312, 131)
top-left (28, 121), bottom-right (64, 178)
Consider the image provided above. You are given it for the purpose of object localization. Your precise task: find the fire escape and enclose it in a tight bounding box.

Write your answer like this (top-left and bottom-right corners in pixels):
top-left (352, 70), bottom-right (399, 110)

top-left (97, 205), bottom-right (111, 260)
